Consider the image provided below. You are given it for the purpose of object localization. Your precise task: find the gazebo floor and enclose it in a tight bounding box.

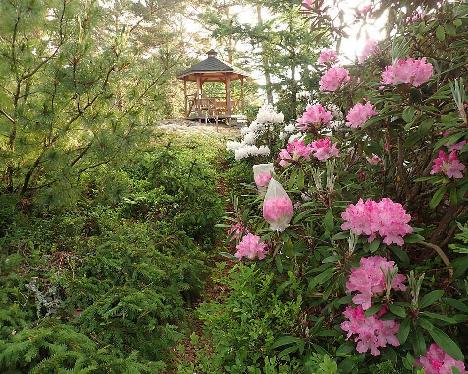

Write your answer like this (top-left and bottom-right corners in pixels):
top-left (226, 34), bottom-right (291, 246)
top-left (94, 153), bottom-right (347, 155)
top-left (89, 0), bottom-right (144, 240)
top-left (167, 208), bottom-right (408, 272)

top-left (186, 114), bottom-right (247, 125)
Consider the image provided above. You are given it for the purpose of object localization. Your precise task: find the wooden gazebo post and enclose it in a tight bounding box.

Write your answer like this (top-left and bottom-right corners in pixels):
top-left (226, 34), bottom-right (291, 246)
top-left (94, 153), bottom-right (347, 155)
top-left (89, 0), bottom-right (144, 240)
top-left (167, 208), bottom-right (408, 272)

top-left (183, 79), bottom-right (187, 116)
top-left (225, 74), bottom-right (231, 118)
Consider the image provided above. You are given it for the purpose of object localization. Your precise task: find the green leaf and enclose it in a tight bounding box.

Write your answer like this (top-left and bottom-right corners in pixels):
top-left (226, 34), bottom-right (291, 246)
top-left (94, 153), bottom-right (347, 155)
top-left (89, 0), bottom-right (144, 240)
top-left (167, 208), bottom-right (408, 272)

top-left (419, 290), bottom-right (444, 309)
top-left (421, 311), bottom-right (457, 324)
top-left (402, 107), bottom-right (415, 123)
top-left (412, 330), bottom-right (427, 356)
top-left (426, 326), bottom-right (464, 361)
top-left (397, 318), bottom-right (411, 344)
top-left (453, 19), bottom-right (462, 27)
top-left (390, 246), bottom-right (410, 266)
top-left (436, 25), bottom-right (446, 41)
top-left (368, 239), bottom-right (381, 253)
top-left (430, 185), bottom-right (447, 209)
top-left (336, 342), bottom-right (354, 357)
top-left (405, 233), bottom-right (425, 243)
top-left (389, 304), bottom-right (406, 318)
top-left (270, 335), bottom-right (303, 350)
top-left (275, 256), bottom-right (283, 273)
top-left (324, 209), bottom-right (334, 232)
top-left (308, 267), bottom-right (335, 291)
top-left (365, 304), bottom-right (381, 317)
top-left (332, 232), bottom-right (349, 240)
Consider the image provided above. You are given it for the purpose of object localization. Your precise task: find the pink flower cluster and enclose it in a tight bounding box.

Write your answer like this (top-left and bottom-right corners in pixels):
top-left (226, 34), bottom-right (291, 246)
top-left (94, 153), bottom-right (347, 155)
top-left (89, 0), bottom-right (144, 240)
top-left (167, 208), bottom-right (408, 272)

top-left (358, 39), bottom-right (379, 63)
top-left (317, 49), bottom-right (337, 65)
top-left (417, 344), bottom-right (465, 374)
top-left (301, 0), bottom-right (313, 10)
top-left (345, 102), bottom-right (378, 128)
top-left (381, 58), bottom-right (433, 87)
top-left (263, 197), bottom-right (294, 231)
top-left (346, 256), bottom-right (406, 310)
top-left (341, 198), bottom-right (413, 246)
top-left (356, 4), bottom-right (372, 17)
top-left (235, 233), bottom-right (268, 260)
top-left (309, 138), bottom-right (339, 161)
top-left (431, 150), bottom-right (465, 179)
top-left (278, 139), bottom-right (313, 167)
top-left (320, 67), bottom-right (350, 92)
top-left (296, 104), bottom-right (333, 130)
top-left (341, 305), bottom-right (400, 356)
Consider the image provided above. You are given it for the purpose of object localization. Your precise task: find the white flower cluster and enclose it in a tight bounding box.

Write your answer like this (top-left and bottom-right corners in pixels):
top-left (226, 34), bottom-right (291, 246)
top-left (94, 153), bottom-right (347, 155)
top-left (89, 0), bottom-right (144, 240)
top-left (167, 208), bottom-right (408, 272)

top-left (279, 123), bottom-right (297, 140)
top-left (256, 104), bottom-right (284, 124)
top-left (226, 104), bottom-right (285, 160)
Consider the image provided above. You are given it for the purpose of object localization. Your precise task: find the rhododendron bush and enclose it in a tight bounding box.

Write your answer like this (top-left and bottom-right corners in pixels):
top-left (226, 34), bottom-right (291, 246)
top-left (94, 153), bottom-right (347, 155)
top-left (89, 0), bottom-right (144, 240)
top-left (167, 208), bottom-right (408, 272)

top-left (211, 1), bottom-right (467, 372)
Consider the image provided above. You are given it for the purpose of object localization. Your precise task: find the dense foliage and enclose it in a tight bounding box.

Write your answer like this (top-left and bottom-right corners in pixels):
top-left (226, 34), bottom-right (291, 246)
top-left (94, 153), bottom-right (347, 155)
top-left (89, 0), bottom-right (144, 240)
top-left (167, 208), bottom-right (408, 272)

top-left (195, 1), bottom-right (468, 373)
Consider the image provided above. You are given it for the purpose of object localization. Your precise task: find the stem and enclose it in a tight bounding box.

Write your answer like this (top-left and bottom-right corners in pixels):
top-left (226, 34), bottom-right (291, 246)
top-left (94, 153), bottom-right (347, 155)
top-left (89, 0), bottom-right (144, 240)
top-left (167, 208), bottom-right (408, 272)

top-left (420, 241), bottom-right (453, 278)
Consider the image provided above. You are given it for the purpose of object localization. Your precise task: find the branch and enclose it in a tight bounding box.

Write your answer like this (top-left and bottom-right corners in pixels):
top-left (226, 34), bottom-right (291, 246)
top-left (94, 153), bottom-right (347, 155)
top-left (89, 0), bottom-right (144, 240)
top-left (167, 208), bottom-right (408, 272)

top-left (0, 109), bottom-right (15, 124)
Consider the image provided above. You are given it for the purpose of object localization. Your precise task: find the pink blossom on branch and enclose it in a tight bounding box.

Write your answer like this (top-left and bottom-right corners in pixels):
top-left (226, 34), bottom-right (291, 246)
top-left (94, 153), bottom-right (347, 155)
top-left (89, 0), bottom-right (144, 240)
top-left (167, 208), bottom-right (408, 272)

top-left (309, 138), bottom-right (339, 161)
top-left (341, 305), bottom-right (400, 356)
top-left (416, 343), bottom-right (465, 374)
top-left (296, 104), bottom-right (333, 130)
top-left (278, 139), bottom-right (314, 167)
top-left (341, 198), bottom-right (413, 246)
top-left (234, 233), bottom-right (268, 260)
top-left (301, 0), bottom-right (313, 10)
top-left (346, 256), bottom-right (406, 310)
top-left (345, 102), bottom-right (378, 128)
top-left (253, 163), bottom-right (275, 188)
top-left (317, 49), bottom-right (337, 65)
top-left (430, 150), bottom-right (465, 179)
top-left (359, 39), bottom-right (379, 63)
top-left (319, 67), bottom-right (351, 92)
top-left (381, 57), bottom-right (433, 87)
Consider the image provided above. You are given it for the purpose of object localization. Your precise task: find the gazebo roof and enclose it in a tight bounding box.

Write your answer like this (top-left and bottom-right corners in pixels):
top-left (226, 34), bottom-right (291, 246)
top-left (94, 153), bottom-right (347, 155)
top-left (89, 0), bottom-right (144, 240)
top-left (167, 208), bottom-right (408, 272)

top-left (177, 49), bottom-right (249, 82)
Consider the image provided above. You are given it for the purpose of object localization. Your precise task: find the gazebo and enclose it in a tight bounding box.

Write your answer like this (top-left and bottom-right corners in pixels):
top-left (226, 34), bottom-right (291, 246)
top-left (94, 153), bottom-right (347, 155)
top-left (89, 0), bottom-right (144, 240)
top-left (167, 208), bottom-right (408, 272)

top-left (177, 49), bottom-right (249, 123)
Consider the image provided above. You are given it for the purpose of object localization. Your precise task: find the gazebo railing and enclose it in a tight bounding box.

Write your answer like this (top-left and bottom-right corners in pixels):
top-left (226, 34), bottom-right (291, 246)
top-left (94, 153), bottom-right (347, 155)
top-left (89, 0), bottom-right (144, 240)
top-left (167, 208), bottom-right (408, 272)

top-left (186, 95), bottom-right (239, 118)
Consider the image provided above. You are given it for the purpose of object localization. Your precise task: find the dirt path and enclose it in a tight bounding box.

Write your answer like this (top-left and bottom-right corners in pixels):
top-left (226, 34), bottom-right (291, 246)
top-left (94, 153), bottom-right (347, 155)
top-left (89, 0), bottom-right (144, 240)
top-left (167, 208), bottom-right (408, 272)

top-left (158, 119), bottom-right (240, 138)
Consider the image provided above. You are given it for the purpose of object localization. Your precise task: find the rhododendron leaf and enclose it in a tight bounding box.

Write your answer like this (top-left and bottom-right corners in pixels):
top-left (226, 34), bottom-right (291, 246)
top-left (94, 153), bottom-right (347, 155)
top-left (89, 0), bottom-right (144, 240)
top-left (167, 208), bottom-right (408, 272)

top-left (419, 290), bottom-right (444, 308)
top-left (397, 318), bottom-right (411, 344)
top-left (429, 185), bottom-right (447, 209)
top-left (390, 246), bottom-right (410, 266)
top-left (218, 252), bottom-right (238, 260)
top-left (402, 107), bottom-right (415, 123)
top-left (436, 25), bottom-right (446, 41)
top-left (449, 188), bottom-right (458, 206)
top-left (444, 298), bottom-right (468, 313)
top-left (404, 233), bottom-right (425, 243)
top-left (389, 304), bottom-right (406, 318)
top-left (332, 232), bottom-right (349, 240)
top-left (297, 169), bottom-right (304, 190)
top-left (402, 352), bottom-right (415, 370)
top-left (452, 367), bottom-right (461, 374)
top-left (426, 326), bottom-right (464, 361)
top-left (308, 267), bottom-right (335, 291)
top-left (421, 311), bottom-right (457, 324)
top-left (367, 239), bottom-right (380, 253)
top-left (445, 24), bottom-right (457, 36)
top-left (412, 330), bottom-right (427, 356)
top-left (434, 133), bottom-right (463, 150)
top-left (336, 342), bottom-right (354, 356)
top-left (338, 357), bottom-right (355, 373)
top-left (453, 18), bottom-right (463, 27)
top-left (364, 304), bottom-right (381, 317)
top-left (275, 256), bottom-right (283, 274)
top-left (270, 335), bottom-right (304, 350)
top-left (324, 209), bottom-right (334, 232)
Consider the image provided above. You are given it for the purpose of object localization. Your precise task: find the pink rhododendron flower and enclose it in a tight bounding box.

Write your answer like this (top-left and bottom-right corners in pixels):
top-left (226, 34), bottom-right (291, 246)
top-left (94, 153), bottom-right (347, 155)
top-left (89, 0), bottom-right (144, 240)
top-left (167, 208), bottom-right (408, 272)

top-left (263, 179), bottom-right (294, 232)
top-left (346, 256), bottom-right (406, 310)
top-left (234, 233), bottom-right (267, 260)
top-left (416, 344), bottom-right (465, 374)
top-left (341, 198), bottom-right (413, 246)
top-left (296, 104), bottom-right (333, 130)
top-left (430, 150), bottom-right (465, 179)
top-left (359, 39), bottom-right (379, 63)
top-left (301, 0), bottom-right (313, 10)
top-left (309, 138), bottom-right (339, 161)
top-left (357, 4), bottom-right (372, 16)
top-left (447, 140), bottom-right (467, 152)
top-left (317, 49), bottom-right (337, 65)
top-left (319, 67), bottom-right (351, 92)
top-left (254, 172), bottom-right (272, 187)
top-left (278, 139), bottom-right (314, 167)
top-left (228, 222), bottom-right (245, 241)
top-left (341, 305), bottom-right (400, 356)
top-left (381, 58), bottom-right (433, 87)
top-left (367, 155), bottom-right (382, 165)
top-left (345, 102), bottom-right (378, 128)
